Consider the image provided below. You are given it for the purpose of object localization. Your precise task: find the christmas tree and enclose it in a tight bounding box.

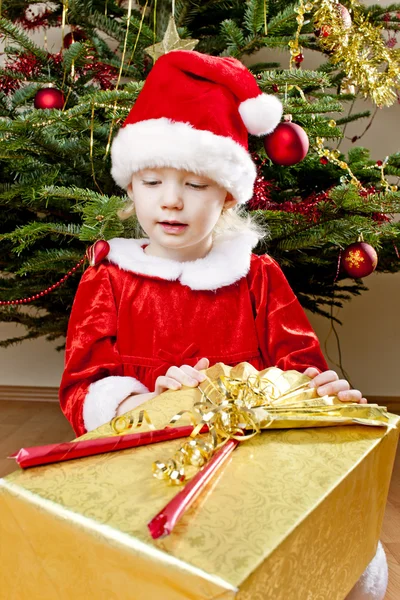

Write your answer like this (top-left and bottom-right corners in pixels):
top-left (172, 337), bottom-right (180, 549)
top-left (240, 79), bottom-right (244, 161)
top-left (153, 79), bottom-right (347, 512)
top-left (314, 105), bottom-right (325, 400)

top-left (1, 0), bottom-right (400, 349)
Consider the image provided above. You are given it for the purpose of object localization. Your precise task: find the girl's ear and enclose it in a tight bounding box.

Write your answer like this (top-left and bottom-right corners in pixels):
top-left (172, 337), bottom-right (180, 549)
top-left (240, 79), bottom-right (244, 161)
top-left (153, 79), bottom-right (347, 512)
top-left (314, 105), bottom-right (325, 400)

top-left (126, 182), bottom-right (134, 201)
top-left (223, 192), bottom-right (238, 210)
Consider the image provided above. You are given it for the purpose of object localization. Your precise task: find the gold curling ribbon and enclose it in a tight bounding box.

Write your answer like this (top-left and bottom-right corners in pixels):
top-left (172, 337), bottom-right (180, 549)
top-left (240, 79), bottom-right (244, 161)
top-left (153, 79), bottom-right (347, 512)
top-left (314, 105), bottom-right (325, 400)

top-left (111, 409), bottom-right (156, 435)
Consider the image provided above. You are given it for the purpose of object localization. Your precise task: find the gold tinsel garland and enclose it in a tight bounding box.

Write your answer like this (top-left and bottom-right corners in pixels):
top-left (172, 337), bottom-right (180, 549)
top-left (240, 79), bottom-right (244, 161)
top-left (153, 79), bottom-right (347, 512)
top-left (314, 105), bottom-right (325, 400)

top-left (289, 1), bottom-right (400, 106)
top-left (313, 0), bottom-right (400, 107)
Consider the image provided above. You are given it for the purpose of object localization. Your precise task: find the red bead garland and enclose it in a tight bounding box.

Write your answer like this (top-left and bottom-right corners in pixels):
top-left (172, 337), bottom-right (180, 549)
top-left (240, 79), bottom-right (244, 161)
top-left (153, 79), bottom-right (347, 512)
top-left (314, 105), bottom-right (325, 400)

top-left (0, 257), bottom-right (85, 306)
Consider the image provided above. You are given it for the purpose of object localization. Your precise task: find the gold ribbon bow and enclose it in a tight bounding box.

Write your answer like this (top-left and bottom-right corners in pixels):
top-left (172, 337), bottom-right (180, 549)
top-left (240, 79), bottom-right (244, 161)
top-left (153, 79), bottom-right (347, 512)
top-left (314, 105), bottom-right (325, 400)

top-left (152, 366), bottom-right (389, 485)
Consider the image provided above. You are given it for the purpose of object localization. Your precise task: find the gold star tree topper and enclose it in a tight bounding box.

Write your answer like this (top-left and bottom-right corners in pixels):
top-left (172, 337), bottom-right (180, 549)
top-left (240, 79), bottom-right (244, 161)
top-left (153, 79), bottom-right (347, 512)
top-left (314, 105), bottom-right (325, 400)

top-left (145, 15), bottom-right (199, 62)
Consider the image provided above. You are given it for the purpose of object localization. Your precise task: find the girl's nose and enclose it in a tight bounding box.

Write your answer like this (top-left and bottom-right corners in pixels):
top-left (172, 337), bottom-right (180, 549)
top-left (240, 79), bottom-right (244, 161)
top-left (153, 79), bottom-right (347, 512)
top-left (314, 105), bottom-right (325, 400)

top-left (161, 182), bottom-right (184, 209)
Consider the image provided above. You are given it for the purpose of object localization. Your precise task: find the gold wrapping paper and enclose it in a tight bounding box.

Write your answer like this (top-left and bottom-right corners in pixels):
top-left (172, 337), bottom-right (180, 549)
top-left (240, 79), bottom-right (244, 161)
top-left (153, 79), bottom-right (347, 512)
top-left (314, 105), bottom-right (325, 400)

top-left (0, 363), bottom-right (399, 599)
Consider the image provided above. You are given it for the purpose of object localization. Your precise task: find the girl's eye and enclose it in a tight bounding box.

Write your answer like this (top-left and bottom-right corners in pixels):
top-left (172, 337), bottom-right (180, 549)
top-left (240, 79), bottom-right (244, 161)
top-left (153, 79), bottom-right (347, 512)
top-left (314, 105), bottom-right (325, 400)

top-left (142, 180), bottom-right (160, 186)
top-left (187, 183), bottom-right (209, 190)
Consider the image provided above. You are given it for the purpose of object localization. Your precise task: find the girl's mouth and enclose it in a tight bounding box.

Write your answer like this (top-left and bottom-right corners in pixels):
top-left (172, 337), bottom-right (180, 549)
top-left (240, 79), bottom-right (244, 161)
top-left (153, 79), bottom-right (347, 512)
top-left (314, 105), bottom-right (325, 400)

top-left (159, 221), bottom-right (188, 234)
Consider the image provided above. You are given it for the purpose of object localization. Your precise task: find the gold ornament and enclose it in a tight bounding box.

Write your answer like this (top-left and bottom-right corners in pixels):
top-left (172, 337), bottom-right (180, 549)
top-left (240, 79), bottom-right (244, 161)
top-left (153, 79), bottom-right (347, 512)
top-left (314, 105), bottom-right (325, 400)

top-left (346, 250), bottom-right (365, 269)
top-left (145, 15), bottom-right (199, 62)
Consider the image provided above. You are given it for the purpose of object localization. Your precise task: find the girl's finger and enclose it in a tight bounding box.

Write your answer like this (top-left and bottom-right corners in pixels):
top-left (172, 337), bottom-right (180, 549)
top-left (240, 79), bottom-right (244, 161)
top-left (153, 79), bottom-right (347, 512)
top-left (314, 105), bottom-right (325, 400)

top-left (317, 379), bottom-right (350, 396)
top-left (337, 389), bottom-right (363, 403)
top-left (180, 364), bottom-right (206, 382)
top-left (303, 367), bottom-right (319, 378)
top-left (194, 357), bottom-right (209, 371)
top-left (309, 370), bottom-right (339, 388)
top-left (164, 366), bottom-right (199, 387)
top-left (154, 376), bottom-right (182, 395)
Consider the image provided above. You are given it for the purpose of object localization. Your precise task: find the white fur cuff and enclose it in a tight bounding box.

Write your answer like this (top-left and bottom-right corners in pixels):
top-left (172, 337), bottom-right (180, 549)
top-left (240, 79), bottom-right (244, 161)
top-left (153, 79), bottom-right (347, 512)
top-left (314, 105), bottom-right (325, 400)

top-left (83, 376), bottom-right (149, 432)
top-left (345, 541), bottom-right (388, 600)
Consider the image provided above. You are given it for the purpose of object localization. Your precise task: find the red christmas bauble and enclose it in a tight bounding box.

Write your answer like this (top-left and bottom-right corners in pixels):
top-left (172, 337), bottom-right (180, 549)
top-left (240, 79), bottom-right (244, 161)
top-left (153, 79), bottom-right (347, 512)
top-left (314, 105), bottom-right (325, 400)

top-left (264, 122), bottom-right (309, 166)
top-left (86, 240), bottom-right (110, 266)
top-left (341, 242), bottom-right (378, 278)
top-left (63, 30), bottom-right (86, 49)
top-left (34, 87), bottom-right (65, 110)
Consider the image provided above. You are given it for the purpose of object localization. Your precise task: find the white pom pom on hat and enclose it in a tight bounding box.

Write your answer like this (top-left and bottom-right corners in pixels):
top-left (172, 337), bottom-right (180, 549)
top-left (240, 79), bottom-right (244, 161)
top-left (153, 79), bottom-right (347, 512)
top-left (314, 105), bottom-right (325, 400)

top-left (111, 50), bottom-right (282, 204)
top-left (239, 93), bottom-right (283, 136)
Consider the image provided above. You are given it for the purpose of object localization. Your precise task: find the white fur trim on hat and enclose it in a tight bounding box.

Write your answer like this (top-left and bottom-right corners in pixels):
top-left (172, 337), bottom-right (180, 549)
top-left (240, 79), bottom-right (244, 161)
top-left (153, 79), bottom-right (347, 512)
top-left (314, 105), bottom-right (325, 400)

top-left (239, 94), bottom-right (283, 136)
top-left (111, 118), bottom-right (257, 204)
top-left (107, 230), bottom-right (259, 291)
top-left (83, 376), bottom-right (149, 432)
top-left (345, 541), bottom-right (388, 600)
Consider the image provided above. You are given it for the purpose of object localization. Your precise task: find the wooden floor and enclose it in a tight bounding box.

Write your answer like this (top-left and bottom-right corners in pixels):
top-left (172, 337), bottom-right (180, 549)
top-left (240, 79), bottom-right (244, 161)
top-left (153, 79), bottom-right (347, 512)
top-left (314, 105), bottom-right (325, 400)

top-left (0, 400), bottom-right (399, 599)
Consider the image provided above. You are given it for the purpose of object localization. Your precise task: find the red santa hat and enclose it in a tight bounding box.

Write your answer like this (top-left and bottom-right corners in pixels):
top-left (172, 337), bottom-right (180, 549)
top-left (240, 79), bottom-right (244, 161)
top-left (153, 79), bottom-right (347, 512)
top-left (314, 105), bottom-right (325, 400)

top-left (111, 50), bottom-right (282, 204)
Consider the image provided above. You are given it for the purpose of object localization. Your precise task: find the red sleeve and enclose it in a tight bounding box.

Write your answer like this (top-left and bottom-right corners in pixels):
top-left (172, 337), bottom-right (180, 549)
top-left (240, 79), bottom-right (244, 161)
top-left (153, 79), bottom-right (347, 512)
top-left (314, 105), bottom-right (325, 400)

top-left (59, 264), bottom-right (122, 436)
top-left (59, 264), bottom-right (148, 437)
top-left (248, 254), bottom-right (328, 373)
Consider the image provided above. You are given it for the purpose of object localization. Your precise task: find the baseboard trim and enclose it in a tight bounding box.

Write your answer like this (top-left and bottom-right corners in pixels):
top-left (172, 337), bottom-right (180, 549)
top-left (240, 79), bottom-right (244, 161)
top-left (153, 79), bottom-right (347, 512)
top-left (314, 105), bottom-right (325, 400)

top-left (0, 386), bottom-right (399, 414)
top-left (0, 385), bottom-right (59, 403)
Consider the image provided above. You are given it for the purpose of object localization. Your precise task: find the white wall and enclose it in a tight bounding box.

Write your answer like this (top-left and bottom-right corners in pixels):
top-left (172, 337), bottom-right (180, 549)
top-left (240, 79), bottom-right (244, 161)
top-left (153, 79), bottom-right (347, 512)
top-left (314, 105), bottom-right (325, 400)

top-left (1, 3), bottom-right (399, 395)
top-left (0, 323), bottom-right (65, 386)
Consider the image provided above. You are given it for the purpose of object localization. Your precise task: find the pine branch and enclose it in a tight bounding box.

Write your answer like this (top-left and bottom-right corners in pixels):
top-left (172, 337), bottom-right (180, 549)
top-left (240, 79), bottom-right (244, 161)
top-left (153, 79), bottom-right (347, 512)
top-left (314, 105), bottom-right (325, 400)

top-left (244, 0), bottom-right (267, 34)
top-left (16, 249), bottom-right (84, 276)
top-left (1, 223), bottom-right (82, 253)
top-left (335, 111), bottom-right (371, 125)
top-left (0, 17), bottom-right (49, 61)
top-left (257, 69), bottom-right (331, 90)
top-left (62, 42), bottom-right (88, 73)
top-left (220, 19), bottom-right (245, 56)
top-left (10, 83), bottom-right (41, 109)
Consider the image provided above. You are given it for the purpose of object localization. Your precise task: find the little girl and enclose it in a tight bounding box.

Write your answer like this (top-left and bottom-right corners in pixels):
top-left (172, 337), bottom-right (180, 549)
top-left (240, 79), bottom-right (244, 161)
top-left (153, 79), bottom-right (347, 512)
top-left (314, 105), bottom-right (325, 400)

top-left (59, 50), bottom-right (387, 599)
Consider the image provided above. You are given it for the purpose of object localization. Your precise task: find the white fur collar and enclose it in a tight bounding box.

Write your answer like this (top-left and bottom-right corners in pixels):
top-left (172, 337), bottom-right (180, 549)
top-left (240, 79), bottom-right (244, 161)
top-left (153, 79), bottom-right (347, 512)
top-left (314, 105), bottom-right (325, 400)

top-left (106, 231), bottom-right (259, 290)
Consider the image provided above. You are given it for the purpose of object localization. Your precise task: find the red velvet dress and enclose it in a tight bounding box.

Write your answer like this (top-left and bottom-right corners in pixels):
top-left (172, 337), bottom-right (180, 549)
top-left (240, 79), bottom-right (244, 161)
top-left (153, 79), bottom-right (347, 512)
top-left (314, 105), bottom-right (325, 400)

top-left (59, 236), bottom-right (327, 436)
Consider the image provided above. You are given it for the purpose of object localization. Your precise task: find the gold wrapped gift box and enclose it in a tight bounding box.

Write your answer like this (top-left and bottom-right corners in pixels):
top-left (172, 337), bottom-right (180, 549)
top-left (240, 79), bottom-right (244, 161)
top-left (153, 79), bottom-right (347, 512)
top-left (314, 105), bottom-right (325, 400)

top-left (1, 363), bottom-right (399, 599)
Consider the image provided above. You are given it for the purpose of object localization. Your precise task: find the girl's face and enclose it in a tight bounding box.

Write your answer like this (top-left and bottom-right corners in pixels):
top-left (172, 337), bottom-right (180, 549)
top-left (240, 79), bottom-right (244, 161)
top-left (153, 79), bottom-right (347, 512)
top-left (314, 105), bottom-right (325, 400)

top-left (127, 167), bottom-right (236, 261)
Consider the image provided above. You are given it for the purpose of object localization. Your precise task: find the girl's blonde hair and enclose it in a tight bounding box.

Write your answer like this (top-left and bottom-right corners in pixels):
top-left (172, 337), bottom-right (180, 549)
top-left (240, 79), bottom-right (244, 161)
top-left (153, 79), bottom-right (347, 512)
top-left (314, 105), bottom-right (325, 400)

top-left (118, 201), bottom-right (267, 244)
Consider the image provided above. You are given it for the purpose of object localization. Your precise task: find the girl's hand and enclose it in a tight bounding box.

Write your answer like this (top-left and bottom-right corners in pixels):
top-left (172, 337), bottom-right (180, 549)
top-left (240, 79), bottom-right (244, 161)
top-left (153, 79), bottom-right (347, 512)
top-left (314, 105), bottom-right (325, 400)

top-left (303, 368), bottom-right (368, 404)
top-left (154, 357), bottom-right (210, 396)
top-left (116, 391), bottom-right (157, 416)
